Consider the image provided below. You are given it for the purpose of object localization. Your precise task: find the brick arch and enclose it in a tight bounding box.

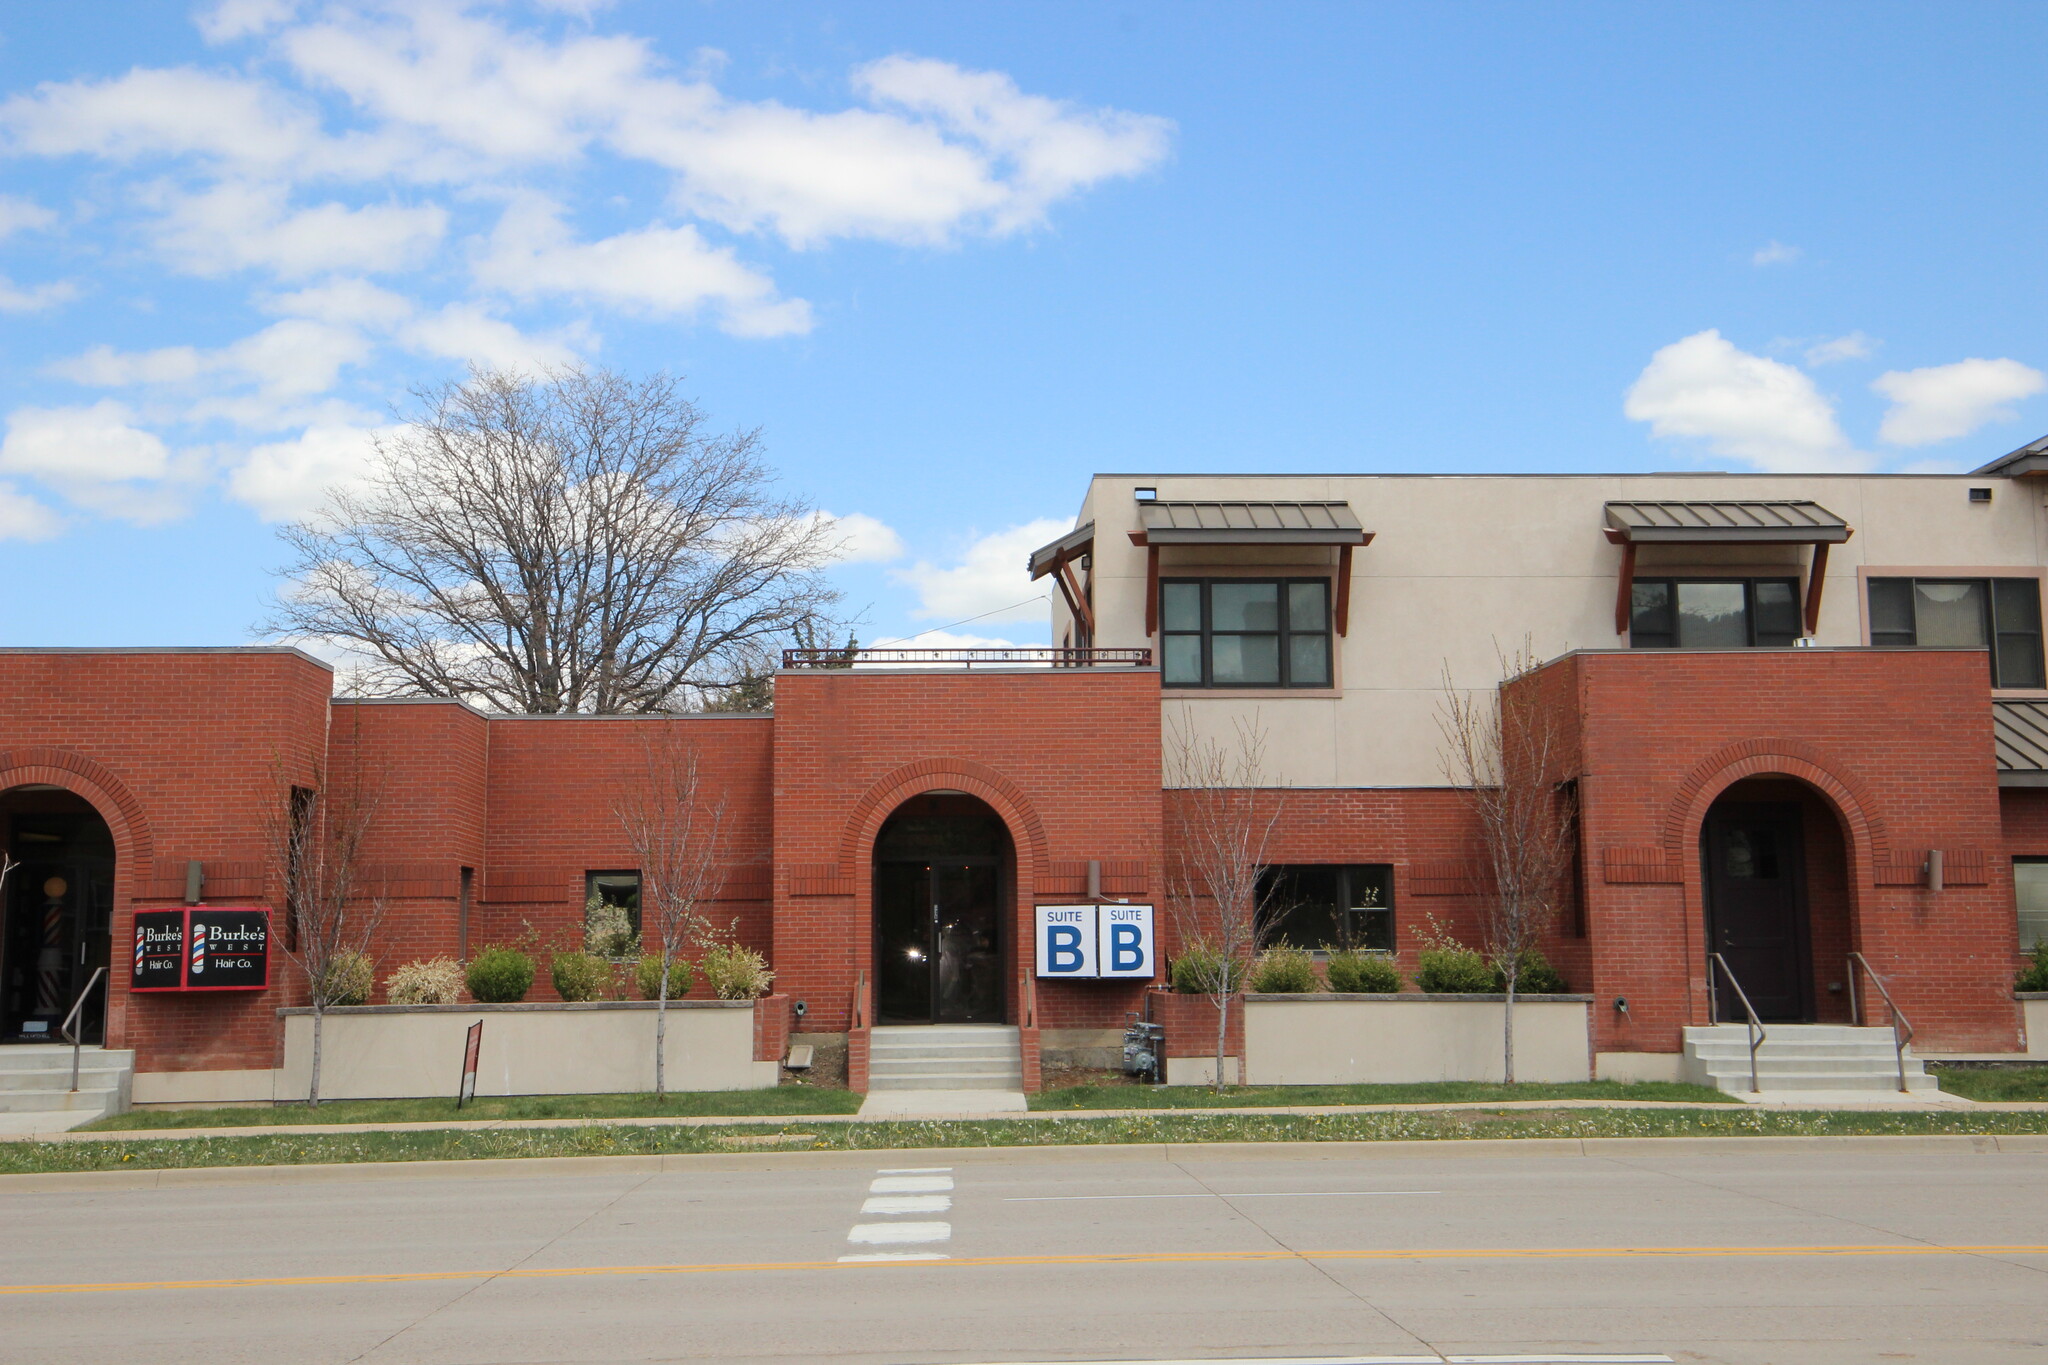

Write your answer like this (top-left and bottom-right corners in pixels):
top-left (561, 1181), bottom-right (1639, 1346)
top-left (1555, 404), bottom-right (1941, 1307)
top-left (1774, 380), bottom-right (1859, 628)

top-left (1661, 737), bottom-right (1889, 872)
top-left (0, 746), bottom-right (154, 868)
top-left (837, 759), bottom-right (1050, 878)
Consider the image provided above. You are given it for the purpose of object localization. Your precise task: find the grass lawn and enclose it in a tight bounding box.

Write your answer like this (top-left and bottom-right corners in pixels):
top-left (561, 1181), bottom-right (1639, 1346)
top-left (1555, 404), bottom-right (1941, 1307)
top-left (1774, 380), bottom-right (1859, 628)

top-left (81, 1086), bottom-right (862, 1131)
top-left (9, 1106), bottom-right (2047, 1175)
top-left (1931, 1064), bottom-right (2048, 1102)
top-left (1030, 1080), bottom-right (1737, 1109)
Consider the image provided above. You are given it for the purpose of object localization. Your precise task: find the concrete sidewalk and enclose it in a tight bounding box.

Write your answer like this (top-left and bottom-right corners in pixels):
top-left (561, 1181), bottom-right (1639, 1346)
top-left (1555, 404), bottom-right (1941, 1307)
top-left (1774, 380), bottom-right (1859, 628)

top-left (7, 1092), bottom-right (2047, 1144)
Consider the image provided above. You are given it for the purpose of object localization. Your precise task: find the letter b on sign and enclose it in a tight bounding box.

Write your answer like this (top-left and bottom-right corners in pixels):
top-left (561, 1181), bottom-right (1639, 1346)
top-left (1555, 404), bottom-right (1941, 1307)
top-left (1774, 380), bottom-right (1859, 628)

top-left (1097, 904), bottom-right (1155, 979)
top-left (1035, 906), bottom-right (1099, 977)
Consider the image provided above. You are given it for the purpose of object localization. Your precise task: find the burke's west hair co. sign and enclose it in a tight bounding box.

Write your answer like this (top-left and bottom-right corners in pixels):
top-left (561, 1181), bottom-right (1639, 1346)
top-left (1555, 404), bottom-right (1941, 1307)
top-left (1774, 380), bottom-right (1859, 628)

top-left (130, 908), bottom-right (272, 992)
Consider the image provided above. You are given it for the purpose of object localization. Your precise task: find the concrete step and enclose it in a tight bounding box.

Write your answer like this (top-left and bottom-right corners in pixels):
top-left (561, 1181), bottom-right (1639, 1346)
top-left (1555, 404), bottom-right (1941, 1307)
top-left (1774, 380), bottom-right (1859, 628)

top-left (1682, 1025), bottom-right (1935, 1097)
top-left (865, 1026), bottom-right (1024, 1092)
top-left (869, 1059), bottom-right (1023, 1080)
top-left (0, 1046), bottom-right (134, 1072)
top-left (0, 1065), bottom-right (131, 1092)
top-left (869, 1044), bottom-right (1019, 1063)
top-left (1696, 1069), bottom-right (1942, 1094)
top-left (0, 1086), bottom-right (124, 1113)
top-left (868, 1071), bottom-right (1028, 1091)
top-left (0, 1045), bottom-right (134, 1118)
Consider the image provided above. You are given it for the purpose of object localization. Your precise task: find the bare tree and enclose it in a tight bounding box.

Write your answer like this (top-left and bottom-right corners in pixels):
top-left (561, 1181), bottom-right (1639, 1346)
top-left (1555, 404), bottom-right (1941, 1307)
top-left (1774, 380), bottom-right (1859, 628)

top-left (615, 731), bottom-right (728, 1095)
top-left (1439, 643), bottom-right (1579, 1084)
top-left (1162, 707), bottom-right (1285, 1090)
top-left (263, 747), bottom-right (385, 1107)
top-left (268, 366), bottom-right (844, 714)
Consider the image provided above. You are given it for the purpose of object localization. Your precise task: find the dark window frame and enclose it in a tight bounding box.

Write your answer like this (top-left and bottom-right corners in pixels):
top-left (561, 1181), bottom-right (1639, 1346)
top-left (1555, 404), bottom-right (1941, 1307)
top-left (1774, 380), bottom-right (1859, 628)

top-left (2016, 856), bottom-right (2048, 952)
top-left (1628, 576), bottom-right (1803, 650)
top-left (1255, 863), bottom-right (1395, 952)
top-left (1866, 575), bottom-right (2046, 690)
top-left (1160, 575), bottom-right (1334, 689)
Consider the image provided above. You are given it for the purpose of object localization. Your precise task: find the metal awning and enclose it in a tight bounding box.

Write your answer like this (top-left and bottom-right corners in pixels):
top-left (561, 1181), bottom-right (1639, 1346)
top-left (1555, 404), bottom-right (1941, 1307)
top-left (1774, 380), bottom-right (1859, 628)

top-left (1026, 521), bottom-right (1095, 580)
top-left (1974, 433), bottom-right (2048, 478)
top-left (1602, 500), bottom-right (1852, 544)
top-left (1602, 501), bottom-right (1852, 638)
top-left (1996, 700), bottom-right (2048, 786)
top-left (1136, 500), bottom-right (1370, 546)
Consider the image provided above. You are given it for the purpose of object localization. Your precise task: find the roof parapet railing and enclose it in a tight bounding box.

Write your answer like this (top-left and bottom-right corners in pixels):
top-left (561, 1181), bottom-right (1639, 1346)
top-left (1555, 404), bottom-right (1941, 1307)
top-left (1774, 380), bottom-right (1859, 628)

top-left (1847, 952), bottom-right (1916, 1094)
top-left (781, 647), bottom-right (1152, 670)
top-left (1706, 953), bottom-right (1767, 1094)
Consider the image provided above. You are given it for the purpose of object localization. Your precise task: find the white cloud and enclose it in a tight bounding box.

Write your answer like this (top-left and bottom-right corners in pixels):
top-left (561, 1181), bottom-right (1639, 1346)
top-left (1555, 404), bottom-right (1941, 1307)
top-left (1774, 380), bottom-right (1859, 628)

top-left (0, 194), bottom-right (55, 241)
top-left (1, 66), bottom-right (327, 170)
top-left (0, 400), bottom-right (171, 481)
top-left (475, 197), bottom-right (810, 336)
top-left (55, 319), bottom-right (370, 400)
top-left (398, 302), bottom-right (583, 369)
top-left (0, 481), bottom-right (63, 541)
top-left (861, 628), bottom-right (1039, 657)
top-left (154, 181), bottom-right (447, 279)
top-left (1805, 331), bottom-right (1879, 366)
top-left (1624, 329), bottom-right (1867, 472)
top-left (816, 510), bottom-right (906, 564)
top-left (0, 276), bottom-right (78, 313)
top-left (196, 0), bottom-right (299, 44)
top-left (1873, 358), bottom-right (2047, 447)
top-left (1752, 240), bottom-right (1801, 266)
top-left (894, 518), bottom-right (1067, 624)
top-left (229, 422), bottom-right (396, 520)
top-left (261, 277), bottom-right (416, 328)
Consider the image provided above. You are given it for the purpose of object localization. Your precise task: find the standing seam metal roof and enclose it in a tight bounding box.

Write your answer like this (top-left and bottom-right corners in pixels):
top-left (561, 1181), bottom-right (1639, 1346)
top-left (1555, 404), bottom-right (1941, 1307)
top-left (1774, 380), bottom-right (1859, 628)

top-left (1602, 499), bottom-right (1851, 542)
top-left (1137, 500), bottom-right (1368, 542)
top-left (1994, 700), bottom-right (2048, 773)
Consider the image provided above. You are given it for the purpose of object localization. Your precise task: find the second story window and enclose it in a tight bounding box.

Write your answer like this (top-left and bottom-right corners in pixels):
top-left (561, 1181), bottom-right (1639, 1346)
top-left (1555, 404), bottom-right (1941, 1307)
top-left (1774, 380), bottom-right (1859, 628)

top-left (1868, 577), bottom-right (2045, 689)
top-left (1161, 578), bottom-right (1332, 688)
top-left (1629, 578), bottom-right (1801, 649)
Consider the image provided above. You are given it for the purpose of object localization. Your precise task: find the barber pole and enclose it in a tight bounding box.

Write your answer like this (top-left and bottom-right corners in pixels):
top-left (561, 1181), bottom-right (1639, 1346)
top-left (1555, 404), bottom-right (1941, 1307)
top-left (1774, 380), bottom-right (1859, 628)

top-left (190, 920), bottom-right (207, 977)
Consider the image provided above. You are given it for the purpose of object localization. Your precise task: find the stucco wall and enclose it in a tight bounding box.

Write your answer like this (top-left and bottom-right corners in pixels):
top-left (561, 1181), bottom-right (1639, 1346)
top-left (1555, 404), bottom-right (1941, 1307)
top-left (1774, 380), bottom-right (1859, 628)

top-left (1243, 994), bottom-right (1592, 1084)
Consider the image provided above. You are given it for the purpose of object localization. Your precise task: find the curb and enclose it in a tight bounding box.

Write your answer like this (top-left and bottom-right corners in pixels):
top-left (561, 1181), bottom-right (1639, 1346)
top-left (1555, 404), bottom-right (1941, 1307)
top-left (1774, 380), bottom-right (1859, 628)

top-left (3, 1131), bottom-right (2045, 1192)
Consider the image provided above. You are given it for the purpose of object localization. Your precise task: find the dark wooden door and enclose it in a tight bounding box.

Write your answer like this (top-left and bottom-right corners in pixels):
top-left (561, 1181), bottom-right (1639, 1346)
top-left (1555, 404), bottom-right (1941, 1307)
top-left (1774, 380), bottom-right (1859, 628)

top-left (1703, 802), bottom-right (1811, 1022)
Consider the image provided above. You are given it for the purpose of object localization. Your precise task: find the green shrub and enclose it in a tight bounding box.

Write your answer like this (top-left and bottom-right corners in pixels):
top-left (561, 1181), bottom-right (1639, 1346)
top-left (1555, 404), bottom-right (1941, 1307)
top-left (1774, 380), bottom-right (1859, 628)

top-left (1169, 941), bottom-right (1246, 995)
top-left (466, 946), bottom-right (535, 1003)
top-left (583, 897), bottom-right (639, 960)
top-left (384, 956), bottom-right (462, 1006)
top-left (1496, 949), bottom-right (1570, 995)
top-left (1325, 948), bottom-right (1402, 994)
top-left (2018, 940), bottom-right (2048, 993)
top-left (550, 949), bottom-right (609, 1002)
top-left (1416, 946), bottom-right (1495, 993)
top-left (701, 943), bottom-right (774, 1000)
top-left (635, 952), bottom-right (694, 1001)
top-left (319, 950), bottom-right (374, 1006)
top-left (1249, 944), bottom-right (1319, 993)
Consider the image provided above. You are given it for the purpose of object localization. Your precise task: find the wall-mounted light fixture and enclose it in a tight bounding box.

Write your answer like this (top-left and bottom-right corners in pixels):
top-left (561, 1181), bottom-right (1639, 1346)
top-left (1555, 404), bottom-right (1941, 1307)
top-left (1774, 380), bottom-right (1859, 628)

top-left (1924, 848), bottom-right (1945, 892)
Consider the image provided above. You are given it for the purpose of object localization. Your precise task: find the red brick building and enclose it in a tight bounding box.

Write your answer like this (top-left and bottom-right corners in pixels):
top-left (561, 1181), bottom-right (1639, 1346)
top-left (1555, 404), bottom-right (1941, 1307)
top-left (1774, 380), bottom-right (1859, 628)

top-left (6, 459), bottom-right (2048, 1102)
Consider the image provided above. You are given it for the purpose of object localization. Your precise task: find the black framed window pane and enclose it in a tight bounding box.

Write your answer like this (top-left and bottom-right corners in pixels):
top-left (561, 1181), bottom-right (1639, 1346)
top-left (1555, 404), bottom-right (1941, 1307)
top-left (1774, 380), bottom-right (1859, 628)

top-left (1868, 578), bottom-right (1915, 646)
top-left (1289, 633), bottom-right (1330, 686)
top-left (1993, 579), bottom-right (2045, 688)
top-left (1212, 582), bottom-right (1280, 631)
top-left (1914, 580), bottom-right (1987, 647)
top-left (1630, 581), bottom-right (1675, 647)
top-left (1287, 582), bottom-right (1327, 631)
top-left (1676, 581), bottom-right (1748, 648)
top-left (1161, 581), bottom-right (1202, 633)
top-left (1752, 580), bottom-right (1802, 646)
top-left (1212, 633), bottom-right (1280, 685)
top-left (2017, 858), bottom-right (2048, 951)
top-left (1162, 634), bottom-right (1203, 685)
top-left (1351, 907), bottom-right (1395, 952)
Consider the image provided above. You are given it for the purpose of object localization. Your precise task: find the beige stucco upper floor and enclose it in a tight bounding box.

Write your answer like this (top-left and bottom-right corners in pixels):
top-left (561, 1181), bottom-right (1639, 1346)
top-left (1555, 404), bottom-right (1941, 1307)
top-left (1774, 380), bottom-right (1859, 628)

top-left (1056, 470), bottom-right (2048, 788)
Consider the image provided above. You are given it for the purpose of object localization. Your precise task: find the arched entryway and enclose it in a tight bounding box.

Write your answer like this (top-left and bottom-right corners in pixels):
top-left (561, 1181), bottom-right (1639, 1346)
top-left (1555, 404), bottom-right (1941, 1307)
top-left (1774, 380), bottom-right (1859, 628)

top-left (872, 792), bottom-right (1013, 1024)
top-left (1, 785), bottom-right (115, 1043)
top-left (1700, 777), bottom-right (1854, 1024)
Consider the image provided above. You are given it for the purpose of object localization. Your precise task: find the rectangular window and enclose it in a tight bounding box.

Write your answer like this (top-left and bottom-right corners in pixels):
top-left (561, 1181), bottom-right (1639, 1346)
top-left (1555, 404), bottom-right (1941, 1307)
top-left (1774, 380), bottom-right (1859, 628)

top-left (1160, 578), bottom-right (1333, 688)
top-left (1867, 577), bottom-right (2046, 688)
top-left (2017, 858), bottom-right (2048, 952)
top-left (1255, 864), bottom-right (1394, 951)
top-left (585, 870), bottom-right (642, 935)
top-left (1629, 578), bottom-right (1802, 649)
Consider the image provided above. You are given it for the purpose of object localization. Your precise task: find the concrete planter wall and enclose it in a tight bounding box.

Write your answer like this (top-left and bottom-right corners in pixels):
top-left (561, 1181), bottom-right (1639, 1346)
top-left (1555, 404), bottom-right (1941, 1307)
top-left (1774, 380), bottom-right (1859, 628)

top-left (2019, 994), bottom-right (2048, 1055)
top-left (278, 999), bottom-right (780, 1101)
top-left (1243, 993), bottom-right (1594, 1085)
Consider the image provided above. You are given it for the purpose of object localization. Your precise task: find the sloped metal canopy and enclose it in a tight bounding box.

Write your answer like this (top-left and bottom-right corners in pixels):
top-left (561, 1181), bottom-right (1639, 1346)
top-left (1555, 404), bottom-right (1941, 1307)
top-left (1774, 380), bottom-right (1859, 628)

top-left (1026, 521), bottom-right (1094, 580)
top-left (1975, 433), bottom-right (2048, 478)
top-left (1995, 700), bottom-right (2048, 786)
top-left (1136, 500), bottom-right (1369, 545)
top-left (1603, 500), bottom-right (1852, 543)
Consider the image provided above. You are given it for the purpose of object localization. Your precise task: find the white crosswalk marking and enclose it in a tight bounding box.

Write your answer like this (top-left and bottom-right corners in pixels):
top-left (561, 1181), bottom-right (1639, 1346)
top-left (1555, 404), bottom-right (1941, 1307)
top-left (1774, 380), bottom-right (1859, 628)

top-left (839, 1165), bottom-right (955, 1262)
top-left (862, 1194), bottom-right (951, 1214)
top-left (846, 1220), bottom-right (952, 1245)
top-left (869, 1174), bottom-right (953, 1194)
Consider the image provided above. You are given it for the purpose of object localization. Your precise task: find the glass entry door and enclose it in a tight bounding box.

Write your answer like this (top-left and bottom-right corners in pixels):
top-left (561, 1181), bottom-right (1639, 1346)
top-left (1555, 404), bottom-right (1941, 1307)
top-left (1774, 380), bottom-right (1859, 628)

top-left (875, 860), bottom-right (1003, 1024)
top-left (2, 812), bottom-right (115, 1043)
top-left (1703, 802), bottom-right (1811, 1023)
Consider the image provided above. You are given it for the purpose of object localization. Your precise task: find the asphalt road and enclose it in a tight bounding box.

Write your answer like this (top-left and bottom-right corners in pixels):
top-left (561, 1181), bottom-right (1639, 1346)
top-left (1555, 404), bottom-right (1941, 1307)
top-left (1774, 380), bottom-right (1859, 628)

top-left (3, 1142), bottom-right (2045, 1365)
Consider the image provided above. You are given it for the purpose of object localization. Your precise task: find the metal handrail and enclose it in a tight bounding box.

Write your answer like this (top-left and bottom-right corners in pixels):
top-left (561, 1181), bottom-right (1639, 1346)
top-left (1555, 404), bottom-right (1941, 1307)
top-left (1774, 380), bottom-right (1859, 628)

top-left (60, 966), bottom-right (108, 1093)
top-left (851, 969), bottom-right (868, 1031)
top-left (1847, 952), bottom-right (1915, 1094)
top-left (781, 647), bottom-right (1153, 670)
top-left (1706, 953), bottom-right (1768, 1093)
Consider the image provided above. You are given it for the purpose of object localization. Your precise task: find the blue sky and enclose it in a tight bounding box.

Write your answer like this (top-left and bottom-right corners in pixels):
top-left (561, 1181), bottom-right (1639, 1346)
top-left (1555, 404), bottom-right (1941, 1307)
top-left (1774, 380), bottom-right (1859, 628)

top-left (3, 1), bottom-right (2047, 653)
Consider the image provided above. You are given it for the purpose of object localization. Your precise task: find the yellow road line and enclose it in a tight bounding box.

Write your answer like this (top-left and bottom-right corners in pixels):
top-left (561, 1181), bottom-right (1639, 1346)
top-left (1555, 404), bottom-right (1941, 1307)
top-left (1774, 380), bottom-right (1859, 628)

top-left (4, 1244), bottom-right (2045, 1297)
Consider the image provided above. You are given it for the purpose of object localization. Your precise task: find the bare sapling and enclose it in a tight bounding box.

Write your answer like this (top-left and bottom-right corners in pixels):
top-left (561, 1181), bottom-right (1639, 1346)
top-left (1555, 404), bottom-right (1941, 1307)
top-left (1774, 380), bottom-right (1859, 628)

top-left (615, 731), bottom-right (728, 1095)
top-left (1439, 642), bottom-right (1579, 1084)
top-left (1162, 707), bottom-right (1285, 1090)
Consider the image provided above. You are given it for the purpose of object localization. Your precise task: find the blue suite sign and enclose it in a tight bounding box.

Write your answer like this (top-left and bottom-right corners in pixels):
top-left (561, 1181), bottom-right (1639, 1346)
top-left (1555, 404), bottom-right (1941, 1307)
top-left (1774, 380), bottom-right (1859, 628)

top-left (1034, 903), bottom-right (1156, 980)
